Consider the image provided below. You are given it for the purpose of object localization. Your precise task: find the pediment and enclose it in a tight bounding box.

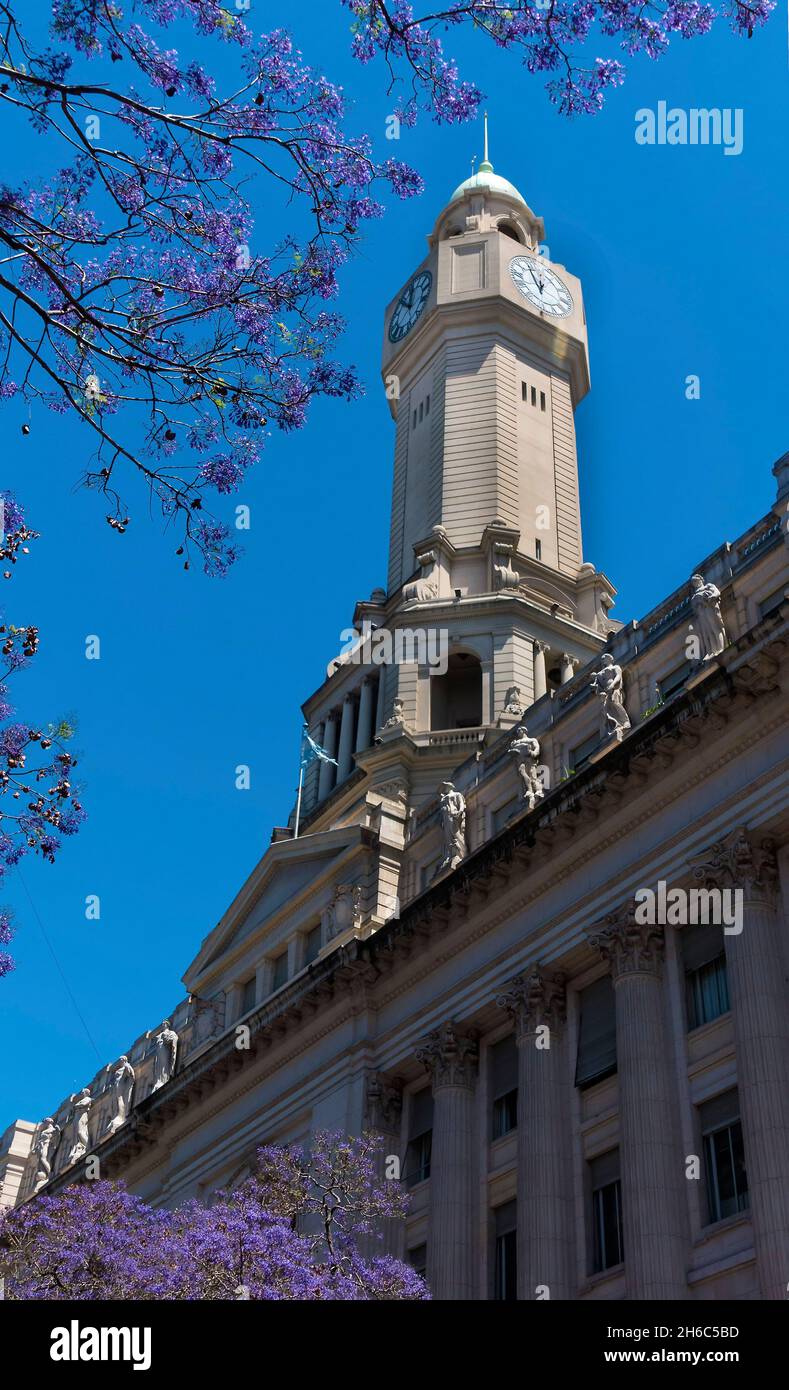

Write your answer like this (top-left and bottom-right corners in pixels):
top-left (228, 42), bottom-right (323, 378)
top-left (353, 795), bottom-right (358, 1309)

top-left (183, 825), bottom-right (372, 991)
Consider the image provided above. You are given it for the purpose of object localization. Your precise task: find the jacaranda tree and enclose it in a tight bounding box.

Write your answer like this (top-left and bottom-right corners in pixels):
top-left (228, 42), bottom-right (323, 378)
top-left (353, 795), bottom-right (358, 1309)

top-left (0, 1133), bottom-right (429, 1300)
top-left (0, 1), bottom-right (773, 573)
top-left (0, 491), bottom-right (84, 979)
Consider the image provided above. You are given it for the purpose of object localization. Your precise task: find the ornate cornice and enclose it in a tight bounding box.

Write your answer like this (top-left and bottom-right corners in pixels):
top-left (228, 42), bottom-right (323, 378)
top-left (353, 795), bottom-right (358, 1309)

top-left (364, 1072), bottom-right (404, 1134)
top-left (497, 966), bottom-right (567, 1041)
top-left (588, 905), bottom-right (665, 981)
top-left (688, 826), bottom-right (778, 906)
top-left (416, 1022), bottom-right (478, 1091)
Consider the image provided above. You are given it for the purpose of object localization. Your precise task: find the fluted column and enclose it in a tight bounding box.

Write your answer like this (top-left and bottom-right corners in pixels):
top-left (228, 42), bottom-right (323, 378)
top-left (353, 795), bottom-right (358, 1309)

top-left (416, 1022), bottom-right (479, 1300)
top-left (355, 676), bottom-right (376, 754)
top-left (336, 693), bottom-right (356, 782)
top-left (364, 1071), bottom-right (404, 1259)
top-left (691, 829), bottom-right (789, 1299)
top-left (317, 711), bottom-right (338, 801)
top-left (590, 910), bottom-right (688, 1299)
top-left (498, 967), bottom-right (573, 1299)
top-left (533, 641), bottom-right (547, 700)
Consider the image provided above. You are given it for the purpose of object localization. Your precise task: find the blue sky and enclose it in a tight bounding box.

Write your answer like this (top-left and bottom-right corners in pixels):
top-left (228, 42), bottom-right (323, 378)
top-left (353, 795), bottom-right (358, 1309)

top-left (1, 7), bottom-right (786, 1126)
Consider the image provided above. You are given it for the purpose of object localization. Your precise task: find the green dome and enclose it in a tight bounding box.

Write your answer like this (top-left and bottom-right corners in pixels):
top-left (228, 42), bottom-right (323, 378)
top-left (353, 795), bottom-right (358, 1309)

top-left (449, 164), bottom-right (526, 207)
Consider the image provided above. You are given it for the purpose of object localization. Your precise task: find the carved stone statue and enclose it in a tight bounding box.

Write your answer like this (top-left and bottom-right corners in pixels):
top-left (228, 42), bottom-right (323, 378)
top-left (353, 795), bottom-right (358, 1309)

top-left (403, 550), bottom-right (439, 604)
top-left (590, 653), bottom-right (631, 744)
top-left (151, 1020), bottom-right (179, 1093)
top-left (690, 573), bottom-right (727, 661)
top-left (498, 685), bottom-right (525, 724)
top-left (509, 724), bottom-right (544, 810)
top-left (324, 883), bottom-right (363, 939)
top-left (437, 781), bottom-right (466, 873)
top-left (32, 1116), bottom-right (60, 1191)
top-left (376, 696), bottom-right (409, 744)
top-left (65, 1088), bottom-right (92, 1166)
top-left (105, 1055), bottom-right (136, 1136)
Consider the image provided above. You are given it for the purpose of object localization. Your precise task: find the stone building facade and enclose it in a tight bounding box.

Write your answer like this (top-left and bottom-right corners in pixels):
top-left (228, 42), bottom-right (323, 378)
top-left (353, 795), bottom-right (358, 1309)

top-left (3, 157), bottom-right (789, 1302)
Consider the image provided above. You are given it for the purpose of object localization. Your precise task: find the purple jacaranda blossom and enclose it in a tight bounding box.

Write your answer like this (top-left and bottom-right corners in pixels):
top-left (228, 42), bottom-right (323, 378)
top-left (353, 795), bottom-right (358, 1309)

top-left (0, 1134), bottom-right (430, 1301)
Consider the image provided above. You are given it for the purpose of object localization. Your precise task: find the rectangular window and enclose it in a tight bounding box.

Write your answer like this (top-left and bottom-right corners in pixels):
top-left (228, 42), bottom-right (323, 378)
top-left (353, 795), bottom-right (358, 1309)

top-left (241, 975), bottom-right (256, 1014)
top-left (700, 1090), bottom-right (749, 1225)
top-left (271, 951), bottom-right (288, 991)
top-left (405, 1088), bottom-right (433, 1187)
top-left (490, 1034), bottom-right (518, 1140)
top-left (304, 923), bottom-right (322, 965)
top-left (682, 924), bottom-right (729, 1030)
top-left (425, 394), bottom-right (431, 415)
top-left (590, 1150), bottom-right (623, 1273)
top-left (535, 539), bottom-right (542, 561)
top-left (570, 732), bottom-right (600, 772)
top-left (419, 400), bottom-right (424, 422)
top-left (521, 381), bottom-right (528, 402)
top-left (540, 391), bottom-right (546, 411)
top-left (758, 585), bottom-right (786, 619)
top-left (407, 1243), bottom-right (427, 1277)
top-left (531, 385), bottom-right (537, 407)
top-left (412, 408), bottom-right (417, 428)
top-left (658, 661), bottom-right (692, 701)
top-left (493, 1200), bottom-right (517, 1301)
top-left (575, 975), bottom-right (617, 1088)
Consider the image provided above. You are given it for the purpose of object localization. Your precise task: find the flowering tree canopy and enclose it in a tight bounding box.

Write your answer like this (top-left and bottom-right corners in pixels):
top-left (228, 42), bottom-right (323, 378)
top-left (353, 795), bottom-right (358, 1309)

top-left (0, 3), bottom-right (773, 574)
top-left (0, 1132), bottom-right (429, 1300)
top-left (0, 491), bottom-right (84, 978)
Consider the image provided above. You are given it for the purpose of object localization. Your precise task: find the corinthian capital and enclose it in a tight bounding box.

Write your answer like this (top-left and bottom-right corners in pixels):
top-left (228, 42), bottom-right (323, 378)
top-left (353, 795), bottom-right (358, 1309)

top-left (589, 905), bottom-right (664, 980)
top-left (416, 1022), bottom-right (478, 1092)
top-left (497, 966), bottom-right (567, 1042)
top-left (689, 827), bottom-right (778, 905)
top-left (364, 1072), bottom-right (404, 1135)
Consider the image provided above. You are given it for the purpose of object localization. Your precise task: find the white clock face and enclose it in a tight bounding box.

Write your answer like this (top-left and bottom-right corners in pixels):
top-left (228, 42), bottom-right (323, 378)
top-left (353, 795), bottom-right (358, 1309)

top-left (388, 270), bottom-right (432, 344)
top-left (509, 256), bottom-right (573, 318)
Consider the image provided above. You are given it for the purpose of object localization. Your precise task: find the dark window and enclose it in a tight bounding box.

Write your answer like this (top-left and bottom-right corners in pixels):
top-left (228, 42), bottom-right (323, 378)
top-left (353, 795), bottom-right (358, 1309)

top-left (540, 391), bottom-right (546, 411)
top-left (419, 401), bottom-right (424, 422)
top-left (498, 222), bottom-right (521, 243)
top-left (576, 975), bottom-right (617, 1088)
top-left (659, 662), bottom-right (692, 700)
top-left (531, 385), bottom-right (537, 407)
top-left (700, 1091), bottom-right (749, 1225)
top-left (493, 1200), bottom-right (517, 1300)
top-left (570, 732), bottom-right (600, 772)
top-left (759, 585), bottom-right (786, 619)
top-left (535, 539), bottom-right (542, 561)
top-left (426, 394), bottom-right (431, 415)
top-left (521, 381), bottom-right (528, 402)
top-left (430, 651), bottom-right (483, 730)
top-left (412, 408), bottom-right (417, 428)
top-left (405, 1088), bottom-right (433, 1187)
top-left (490, 1035), bottom-right (518, 1140)
top-left (682, 924), bottom-right (729, 1030)
top-left (590, 1150), bottom-right (623, 1273)
top-left (304, 923), bottom-right (322, 965)
top-left (271, 951), bottom-right (288, 991)
top-left (241, 976), bottom-right (256, 1014)
top-left (407, 1243), bottom-right (427, 1277)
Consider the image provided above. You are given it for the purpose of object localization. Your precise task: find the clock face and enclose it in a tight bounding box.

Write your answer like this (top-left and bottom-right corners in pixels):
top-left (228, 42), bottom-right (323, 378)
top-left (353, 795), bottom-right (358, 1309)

top-left (388, 270), bottom-right (432, 344)
top-left (509, 256), bottom-right (574, 318)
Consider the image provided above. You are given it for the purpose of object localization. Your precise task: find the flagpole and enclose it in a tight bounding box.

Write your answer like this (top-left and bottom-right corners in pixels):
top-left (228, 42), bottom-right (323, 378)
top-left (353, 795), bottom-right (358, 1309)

top-left (293, 724), bottom-right (307, 840)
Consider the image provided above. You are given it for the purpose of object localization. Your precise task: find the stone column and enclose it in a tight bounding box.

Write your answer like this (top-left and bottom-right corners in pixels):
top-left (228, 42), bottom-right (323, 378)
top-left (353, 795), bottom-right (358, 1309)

top-left (365, 1072), bottom-right (405, 1259)
top-left (533, 641), bottom-right (547, 700)
top-left (498, 967), bottom-right (573, 1299)
top-left (690, 830), bottom-right (789, 1299)
top-left (416, 1022), bottom-right (479, 1300)
top-left (355, 676), bottom-right (375, 754)
top-left (374, 668), bottom-right (387, 735)
top-left (317, 711), bottom-right (338, 801)
top-left (590, 909), bottom-right (688, 1299)
top-left (560, 653), bottom-right (577, 685)
top-left (336, 693), bottom-right (357, 783)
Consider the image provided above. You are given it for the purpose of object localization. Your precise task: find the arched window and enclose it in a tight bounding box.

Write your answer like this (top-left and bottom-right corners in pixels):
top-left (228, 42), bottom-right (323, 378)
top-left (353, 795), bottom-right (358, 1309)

top-left (498, 221), bottom-right (523, 243)
top-left (430, 651), bottom-right (483, 730)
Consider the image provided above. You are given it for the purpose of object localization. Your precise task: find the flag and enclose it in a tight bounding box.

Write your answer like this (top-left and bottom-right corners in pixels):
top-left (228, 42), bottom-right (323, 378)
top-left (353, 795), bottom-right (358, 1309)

top-left (300, 728), bottom-right (337, 769)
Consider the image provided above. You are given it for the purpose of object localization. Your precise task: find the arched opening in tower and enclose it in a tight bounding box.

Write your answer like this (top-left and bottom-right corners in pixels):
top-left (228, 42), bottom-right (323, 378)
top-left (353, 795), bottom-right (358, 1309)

top-left (430, 651), bottom-right (483, 730)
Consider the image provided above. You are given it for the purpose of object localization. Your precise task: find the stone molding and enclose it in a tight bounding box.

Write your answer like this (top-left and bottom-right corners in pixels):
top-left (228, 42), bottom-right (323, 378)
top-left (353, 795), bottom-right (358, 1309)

top-left (416, 1022), bottom-right (478, 1091)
